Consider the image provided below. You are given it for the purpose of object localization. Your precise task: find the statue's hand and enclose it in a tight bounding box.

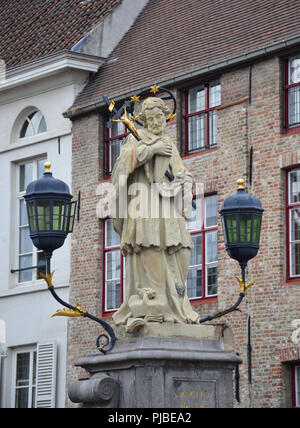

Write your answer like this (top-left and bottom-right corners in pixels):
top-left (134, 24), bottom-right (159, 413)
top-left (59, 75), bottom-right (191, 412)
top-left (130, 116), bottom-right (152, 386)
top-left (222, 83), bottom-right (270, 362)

top-left (152, 139), bottom-right (173, 157)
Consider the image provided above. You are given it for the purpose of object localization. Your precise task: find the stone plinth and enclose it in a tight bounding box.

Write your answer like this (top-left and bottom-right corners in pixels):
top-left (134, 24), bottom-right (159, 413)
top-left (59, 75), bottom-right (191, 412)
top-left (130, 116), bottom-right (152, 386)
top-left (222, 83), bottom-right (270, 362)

top-left (69, 326), bottom-right (242, 408)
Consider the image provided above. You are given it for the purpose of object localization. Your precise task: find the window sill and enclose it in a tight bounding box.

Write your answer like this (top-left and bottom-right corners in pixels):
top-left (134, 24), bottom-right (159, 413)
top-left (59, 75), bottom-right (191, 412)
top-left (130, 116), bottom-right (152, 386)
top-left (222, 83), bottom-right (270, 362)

top-left (0, 128), bottom-right (71, 154)
top-left (190, 296), bottom-right (217, 305)
top-left (102, 309), bottom-right (117, 318)
top-left (183, 146), bottom-right (217, 160)
top-left (282, 125), bottom-right (300, 136)
top-left (0, 281), bottom-right (69, 298)
top-left (281, 279), bottom-right (300, 286)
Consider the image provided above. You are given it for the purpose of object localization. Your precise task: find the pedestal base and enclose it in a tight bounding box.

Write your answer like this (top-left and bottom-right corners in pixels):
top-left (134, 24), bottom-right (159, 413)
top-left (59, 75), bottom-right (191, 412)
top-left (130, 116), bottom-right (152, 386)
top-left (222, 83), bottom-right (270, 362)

top-left (69, 330), bottom-right (242, 408)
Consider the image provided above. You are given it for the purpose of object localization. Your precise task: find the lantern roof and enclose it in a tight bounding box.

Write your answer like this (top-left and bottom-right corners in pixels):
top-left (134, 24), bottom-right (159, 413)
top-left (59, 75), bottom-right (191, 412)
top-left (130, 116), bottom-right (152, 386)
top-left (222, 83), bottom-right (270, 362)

top-left (220, 179), bottom-right (263, 213)
top-left (25, 162), bottom-right (72, 199)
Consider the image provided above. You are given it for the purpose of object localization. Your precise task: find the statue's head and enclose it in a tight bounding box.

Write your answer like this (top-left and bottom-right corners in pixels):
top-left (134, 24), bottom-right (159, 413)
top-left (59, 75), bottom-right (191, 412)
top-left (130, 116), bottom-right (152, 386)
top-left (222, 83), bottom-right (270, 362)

top-left (140, 97), bottom-right (170, 136)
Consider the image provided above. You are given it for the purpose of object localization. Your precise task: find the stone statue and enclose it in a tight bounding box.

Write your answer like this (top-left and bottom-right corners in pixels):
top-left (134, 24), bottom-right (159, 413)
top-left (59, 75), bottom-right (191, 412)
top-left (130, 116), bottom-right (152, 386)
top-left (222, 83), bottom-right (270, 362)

top-left (111, 97), bottom-right (199, 332)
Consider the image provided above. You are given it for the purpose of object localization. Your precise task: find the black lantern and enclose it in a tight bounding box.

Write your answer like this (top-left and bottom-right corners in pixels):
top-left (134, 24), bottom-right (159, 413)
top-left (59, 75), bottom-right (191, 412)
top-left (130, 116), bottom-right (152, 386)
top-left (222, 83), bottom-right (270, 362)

top-left (24, 162), bottom-right (76, 259)
top-left (23, 161), bottom-right (116, 354)
top-left (220, 179), bottom-right (263, 282)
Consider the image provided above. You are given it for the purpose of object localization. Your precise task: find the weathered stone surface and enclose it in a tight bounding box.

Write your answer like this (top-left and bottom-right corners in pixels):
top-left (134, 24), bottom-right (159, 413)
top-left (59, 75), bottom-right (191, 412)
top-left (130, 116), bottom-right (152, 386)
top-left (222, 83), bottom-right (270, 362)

top-left (115, 323), bottom-right (215, 340)
top-left (69, 336), bottom-right (241, 408)
top-left (68, 374), bottom-right (120, 408)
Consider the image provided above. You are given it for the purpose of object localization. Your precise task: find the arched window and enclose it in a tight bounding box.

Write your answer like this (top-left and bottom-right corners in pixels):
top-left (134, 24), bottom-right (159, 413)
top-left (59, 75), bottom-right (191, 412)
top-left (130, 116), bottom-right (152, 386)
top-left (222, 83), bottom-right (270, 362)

top-left (20, 110), bottom-right (47, 138)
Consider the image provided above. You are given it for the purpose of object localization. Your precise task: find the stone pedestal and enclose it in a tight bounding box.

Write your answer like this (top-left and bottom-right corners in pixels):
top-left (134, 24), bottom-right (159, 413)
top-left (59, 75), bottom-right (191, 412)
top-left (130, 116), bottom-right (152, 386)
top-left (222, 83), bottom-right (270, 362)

top-left (69, 325), bottom-right (242, 408)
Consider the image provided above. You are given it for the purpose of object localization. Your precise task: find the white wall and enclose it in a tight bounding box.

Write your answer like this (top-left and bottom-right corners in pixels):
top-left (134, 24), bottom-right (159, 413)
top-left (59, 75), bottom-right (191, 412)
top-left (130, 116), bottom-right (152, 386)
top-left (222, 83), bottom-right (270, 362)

top-left (0, 68), bottom-right (89, 408)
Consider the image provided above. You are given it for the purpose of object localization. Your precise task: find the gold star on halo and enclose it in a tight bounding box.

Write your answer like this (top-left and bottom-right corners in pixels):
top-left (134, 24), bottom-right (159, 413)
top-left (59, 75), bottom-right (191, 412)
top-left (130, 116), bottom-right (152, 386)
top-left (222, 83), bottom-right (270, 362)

top-left (131, 114), bottom-right (139, 122)
top-left (167, 113), bottom-right (176, 121)
top-left (150, 85), bottom-right (160, 95)
top-left (130, 95), bottom-right (140, 103)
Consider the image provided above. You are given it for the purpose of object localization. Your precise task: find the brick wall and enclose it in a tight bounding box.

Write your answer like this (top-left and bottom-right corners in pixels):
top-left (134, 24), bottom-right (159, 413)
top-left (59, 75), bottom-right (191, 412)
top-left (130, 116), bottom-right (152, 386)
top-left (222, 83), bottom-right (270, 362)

top-left (67, 55), bottom-right (300, 408)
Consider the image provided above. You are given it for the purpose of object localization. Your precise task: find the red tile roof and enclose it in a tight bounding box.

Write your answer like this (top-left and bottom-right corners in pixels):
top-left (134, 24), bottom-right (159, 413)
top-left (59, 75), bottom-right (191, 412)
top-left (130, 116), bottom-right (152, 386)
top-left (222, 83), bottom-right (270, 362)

top-left (0, 0), bottom-right (121, 68)
top-left (73, 0), bottom-right (300, 111)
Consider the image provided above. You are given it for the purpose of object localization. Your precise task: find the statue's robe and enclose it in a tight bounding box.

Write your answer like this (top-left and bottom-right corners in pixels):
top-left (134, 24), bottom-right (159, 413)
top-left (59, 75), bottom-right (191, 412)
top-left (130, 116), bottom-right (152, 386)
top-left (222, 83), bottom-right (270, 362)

top-left (111, 129), bottom-right (199, 327)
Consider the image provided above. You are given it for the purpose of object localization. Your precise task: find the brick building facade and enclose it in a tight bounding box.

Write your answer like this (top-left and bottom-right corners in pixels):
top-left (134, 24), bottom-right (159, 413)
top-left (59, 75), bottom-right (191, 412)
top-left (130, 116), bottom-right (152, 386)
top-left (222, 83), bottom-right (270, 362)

top-left (65, 0), bottom-right (300, 407)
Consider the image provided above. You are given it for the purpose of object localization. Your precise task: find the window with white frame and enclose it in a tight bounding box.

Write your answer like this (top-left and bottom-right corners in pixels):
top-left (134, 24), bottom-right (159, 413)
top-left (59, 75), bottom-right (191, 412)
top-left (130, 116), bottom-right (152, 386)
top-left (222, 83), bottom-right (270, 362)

top-left (13, 347), bottom-right (37, 408)
top-left (16, 158), bottom-right (47, 283)
top-left (20, 110), bottom-right (47, 138)
top-left (187, 194), bottom-right (218, 300)
top-left (286, 169), bottom-right (300, 280)
top-left (184, 81), bottom-right (221, 153)
top-left (284, 55), bottom-right (300, 131)
top-left (105, 118), bottom-right (129, 176)
top-left (103, 219), bottom-right (124, 313)
top-left (12, 342), bottom-right (56, 408)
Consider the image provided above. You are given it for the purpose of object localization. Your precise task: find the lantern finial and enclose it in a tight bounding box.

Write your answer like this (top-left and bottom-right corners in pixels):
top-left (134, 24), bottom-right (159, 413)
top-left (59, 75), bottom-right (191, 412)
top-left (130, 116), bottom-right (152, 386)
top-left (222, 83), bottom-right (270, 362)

top-left (44, 161), bottom-right (51, 173)
top-left (237, 178), bottom-right (245, 190)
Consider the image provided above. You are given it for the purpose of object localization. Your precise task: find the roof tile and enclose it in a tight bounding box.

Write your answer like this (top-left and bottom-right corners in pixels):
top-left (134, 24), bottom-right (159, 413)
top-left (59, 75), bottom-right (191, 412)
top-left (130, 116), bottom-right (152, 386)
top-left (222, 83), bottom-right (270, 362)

top-left (73, 0), bottom-right (300, 110)
top-left (0, 0), bottom-right (121, 68)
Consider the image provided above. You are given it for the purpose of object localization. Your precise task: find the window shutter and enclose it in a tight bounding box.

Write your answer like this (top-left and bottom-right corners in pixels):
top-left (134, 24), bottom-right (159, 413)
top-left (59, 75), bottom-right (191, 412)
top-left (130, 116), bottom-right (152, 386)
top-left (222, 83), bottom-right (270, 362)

top-left (35, 341), bottom-right (57, 408)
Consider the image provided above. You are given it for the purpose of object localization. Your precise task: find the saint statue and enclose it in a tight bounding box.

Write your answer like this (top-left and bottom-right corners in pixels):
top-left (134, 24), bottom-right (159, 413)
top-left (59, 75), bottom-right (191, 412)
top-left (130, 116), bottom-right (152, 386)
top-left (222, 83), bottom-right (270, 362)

top-left (111, 96), bottom-right (199, 332)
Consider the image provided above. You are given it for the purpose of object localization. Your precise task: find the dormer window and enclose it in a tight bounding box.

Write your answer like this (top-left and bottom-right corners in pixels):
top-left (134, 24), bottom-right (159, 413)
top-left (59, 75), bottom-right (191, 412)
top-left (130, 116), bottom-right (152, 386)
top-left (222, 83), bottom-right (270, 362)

top-left (20, 111), bottom-right (47, 138)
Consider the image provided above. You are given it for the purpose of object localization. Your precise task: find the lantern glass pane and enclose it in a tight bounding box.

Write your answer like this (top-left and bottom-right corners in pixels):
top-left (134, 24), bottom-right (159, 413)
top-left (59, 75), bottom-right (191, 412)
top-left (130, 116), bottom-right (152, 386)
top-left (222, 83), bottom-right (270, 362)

top-left (26, 202), bottom-right (36, 232)
top-left (253, 215), bottom-right (262, 244)
top-left (221, 216), bottom-right (227, 245)
top-left (53, 201), bottom-right (65, 231)
top-left (37, 201), bottom-right (50, 231)
top-left (225, 215), bottom-right (238, 243)
top-left (67, 201), bottom-right (76, 233)
top-left (239, 214), bottom-right (252, 242)
top-left (205, 195), bottom-right (218, 227)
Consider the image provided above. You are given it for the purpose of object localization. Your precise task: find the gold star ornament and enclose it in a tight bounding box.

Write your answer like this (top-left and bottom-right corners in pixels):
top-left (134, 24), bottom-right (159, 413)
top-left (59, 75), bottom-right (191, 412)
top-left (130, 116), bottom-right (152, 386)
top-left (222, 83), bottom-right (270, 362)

top-left (131, 114), bottom-right (139, 122)
top-left (130, 95), bottom-right (140, 103)
top-left (167, 113), bottom-right (176, 121)
top-left (150, 85), bottom-right (160, 95)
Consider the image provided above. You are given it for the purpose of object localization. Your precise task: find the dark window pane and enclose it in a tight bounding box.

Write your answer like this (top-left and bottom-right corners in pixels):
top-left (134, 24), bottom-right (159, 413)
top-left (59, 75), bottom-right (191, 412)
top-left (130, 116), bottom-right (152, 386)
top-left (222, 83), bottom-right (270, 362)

top-left (15, 387), bottom-right (29, 408)
top-left (16, 353), bottom-right (30, 387)
top-left (37, 252), bottom-right (46, 280)
top-left (38, 116), bottom-right (47, 133)
top-left (105, 219), bottom-right (120, 247)
top-left (206, 231), bottom-right (217, 263)
top-left (189, 86), bottom-right (205, 113)
top-left (226, 215), bottom-right (238, 243)
top-left (188, 114), bottom-right (205, 151)
top-left (19, 227), bottom-right (32, 254)
top-left (106, 280), bottom-right (121, 310)
top-left (187, 268), bottom-right (202, 298)
top-left (20, 162), bottom-right (33, 192)
top-left (109, 138), bottom-right (123, 172)
top-left (291, 243), bottom-right (300, 276)
top-left (288, 86), bottom-right (300, 127)
top-left (207, 265), bottom-right (218, 296)
top-left (106, 250), bottom-right (120, 280)
top-left (19, 255), bottom-right (33, 283)
top-left (205, 195), bottom-right (218, 227)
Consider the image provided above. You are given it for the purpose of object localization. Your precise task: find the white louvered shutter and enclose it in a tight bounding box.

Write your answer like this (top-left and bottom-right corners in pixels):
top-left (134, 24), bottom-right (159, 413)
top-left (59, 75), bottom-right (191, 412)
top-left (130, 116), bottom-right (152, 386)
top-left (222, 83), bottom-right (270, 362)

top-left (35, 341), bottom-right (57, 408)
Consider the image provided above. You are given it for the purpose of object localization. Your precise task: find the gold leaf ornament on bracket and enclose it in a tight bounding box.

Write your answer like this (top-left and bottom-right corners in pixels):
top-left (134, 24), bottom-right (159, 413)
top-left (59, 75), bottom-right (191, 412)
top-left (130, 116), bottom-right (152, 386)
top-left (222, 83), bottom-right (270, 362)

top-left (51, 304), bottom-right (86, 318)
